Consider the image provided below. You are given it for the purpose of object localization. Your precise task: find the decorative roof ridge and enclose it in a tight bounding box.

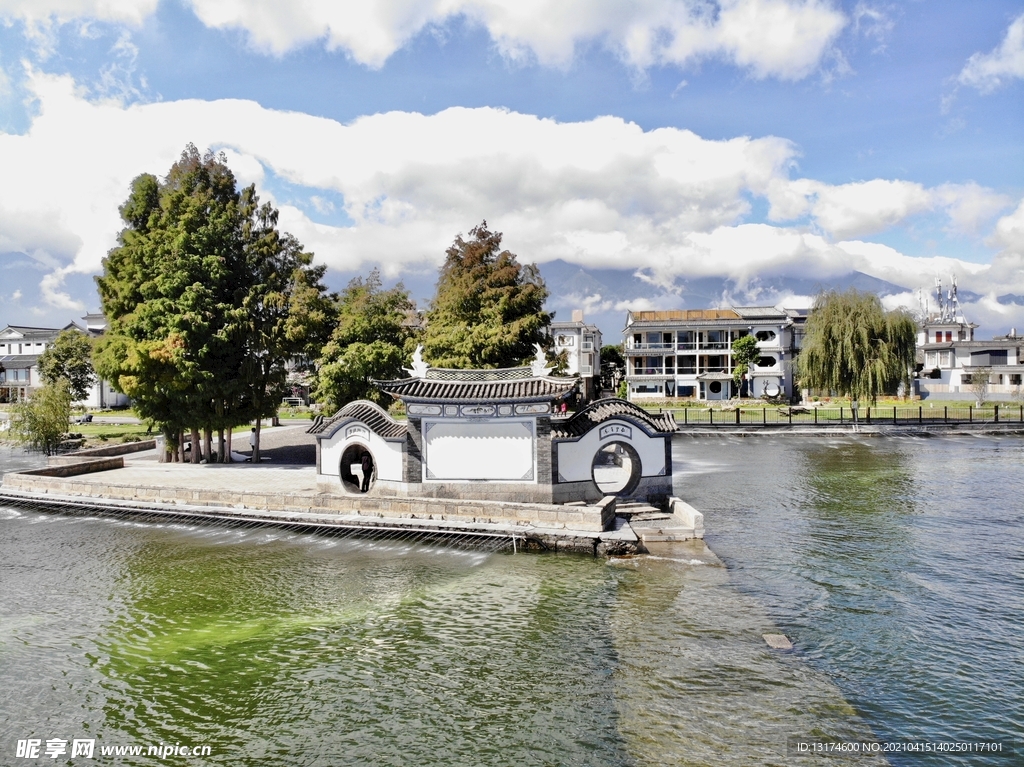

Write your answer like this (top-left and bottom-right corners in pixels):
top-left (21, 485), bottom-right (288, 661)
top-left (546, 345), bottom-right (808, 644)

top-left (307, 399), bottom-right (407, 438)
top-left (554, 397), bottom-right (677, 438)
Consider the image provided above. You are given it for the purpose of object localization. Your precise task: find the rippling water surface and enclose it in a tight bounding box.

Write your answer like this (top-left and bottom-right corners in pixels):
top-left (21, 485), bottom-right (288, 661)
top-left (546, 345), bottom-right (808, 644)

top-left (1, 438), bottom-right (1020, 765)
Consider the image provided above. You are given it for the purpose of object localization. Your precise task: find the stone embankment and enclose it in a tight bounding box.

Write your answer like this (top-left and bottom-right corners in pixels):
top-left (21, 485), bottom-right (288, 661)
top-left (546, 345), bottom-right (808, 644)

top-left (0, 440), bottom-right (702, 555)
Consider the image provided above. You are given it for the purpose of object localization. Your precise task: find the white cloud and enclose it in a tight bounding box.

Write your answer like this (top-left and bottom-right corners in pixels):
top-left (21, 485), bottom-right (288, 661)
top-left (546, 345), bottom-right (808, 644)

top-left (766, 178), bottom-right (1012, 239)
top-left (0, 0), bottom-right (156, 25)
top-left (958, 12), bottom-right (1024, 93)
top-left (2, 67), bottom-right (1022, 330)
top-left (989, 199), bottom-right (1024, 253)
top-left (1, 0), bottom-right (847, 80)
top-left (11, 289), bottom-right (22, 300)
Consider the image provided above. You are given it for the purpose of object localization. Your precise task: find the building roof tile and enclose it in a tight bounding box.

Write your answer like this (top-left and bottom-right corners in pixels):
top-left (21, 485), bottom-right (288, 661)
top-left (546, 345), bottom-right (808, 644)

top-left (551, 398), bottom-right (676, 439)
top-left (374, 374), bottom-right (578, 403)
top-left (307, 400), bottom-right (408, 439)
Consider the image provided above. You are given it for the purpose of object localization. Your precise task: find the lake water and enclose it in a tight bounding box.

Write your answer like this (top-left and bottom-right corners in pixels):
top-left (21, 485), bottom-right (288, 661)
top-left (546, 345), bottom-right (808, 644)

top-left (0, 437), bottom-right (1020, 765)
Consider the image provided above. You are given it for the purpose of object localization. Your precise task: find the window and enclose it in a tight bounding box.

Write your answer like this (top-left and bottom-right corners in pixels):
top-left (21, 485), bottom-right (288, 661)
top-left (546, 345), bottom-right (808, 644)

top-left (755, 330), bottom-right (777, 342)
top-left (946, 332), bottom-right (953, 342)
top-left (756, 356), bottom-right (778, 368)
top-left (709, 381), bottom-right (722, 394)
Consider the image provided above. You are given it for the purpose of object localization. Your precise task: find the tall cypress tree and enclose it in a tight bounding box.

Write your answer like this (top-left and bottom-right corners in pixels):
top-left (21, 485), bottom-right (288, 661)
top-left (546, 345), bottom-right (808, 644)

top-left (95, 145), bottom-right (329, 461)
top-left (422, 222), bottom-right (551, 369)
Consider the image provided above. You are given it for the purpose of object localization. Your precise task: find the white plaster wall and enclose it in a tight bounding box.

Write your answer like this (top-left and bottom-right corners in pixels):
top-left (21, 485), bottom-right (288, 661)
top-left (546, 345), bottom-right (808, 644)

top-left (556, 419), bottom-right (666, 483)
top-left (423, 419), bottom-right (535, 482)
top-left (319, 423), bottom-right (404, 481)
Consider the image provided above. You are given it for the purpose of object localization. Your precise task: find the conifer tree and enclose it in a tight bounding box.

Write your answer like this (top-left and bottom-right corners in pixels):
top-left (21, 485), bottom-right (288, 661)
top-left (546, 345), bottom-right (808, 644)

top-left (422, 222), bottom-right (551, 368)
top-left (95, 145), bottom-right (329, 461)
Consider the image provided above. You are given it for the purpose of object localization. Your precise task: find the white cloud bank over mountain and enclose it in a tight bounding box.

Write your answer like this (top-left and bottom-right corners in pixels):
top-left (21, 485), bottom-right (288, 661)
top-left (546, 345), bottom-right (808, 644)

top-left (1, 68), bottom-right (1021, 329)
top-left (1, 0), bottom-right (847, 78)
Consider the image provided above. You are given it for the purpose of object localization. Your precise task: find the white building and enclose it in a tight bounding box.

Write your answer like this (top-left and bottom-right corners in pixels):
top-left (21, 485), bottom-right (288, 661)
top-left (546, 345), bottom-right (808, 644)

top-left (549, 310), bottom-right (602, 401)
top-left (0, 316), bottom-right (129, 408)
top-left (917, 316), bottom-right (1023, 400)
top-left (622, 307), bottom-right (805, 402)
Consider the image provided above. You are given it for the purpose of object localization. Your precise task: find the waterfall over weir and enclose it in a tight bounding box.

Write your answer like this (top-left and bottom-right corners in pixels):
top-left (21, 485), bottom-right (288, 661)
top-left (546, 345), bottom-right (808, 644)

top-left (0, 490), bottom-right (520, 554)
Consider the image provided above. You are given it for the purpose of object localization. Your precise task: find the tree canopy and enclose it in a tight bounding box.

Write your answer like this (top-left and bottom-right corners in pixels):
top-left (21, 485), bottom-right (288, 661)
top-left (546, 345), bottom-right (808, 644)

top-left (10, 379), bottom-right (72, 455)
top-left (731, 334), bottom-right (759, 388)
top-left (95, 144), bottom-right (329, 461)
top-left (313, 269), bottom-right (415, 409)
top-left (422, 222), bottom-right (551, 368)
top-left (797, 289), bottom-right (917, 403)
top-left (38, 329), bottom-right (94, 401)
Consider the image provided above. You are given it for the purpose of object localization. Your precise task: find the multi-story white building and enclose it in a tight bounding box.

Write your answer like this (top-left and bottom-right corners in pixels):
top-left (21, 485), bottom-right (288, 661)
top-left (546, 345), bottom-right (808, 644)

top-left (0, 316), bottom-right (129, 407)
top-left (917, 316), bottom-right (1023, 399)
top-left (622, 307), bottom-right (805, 402)
top-left (549, 310), bottom-right (602, 401)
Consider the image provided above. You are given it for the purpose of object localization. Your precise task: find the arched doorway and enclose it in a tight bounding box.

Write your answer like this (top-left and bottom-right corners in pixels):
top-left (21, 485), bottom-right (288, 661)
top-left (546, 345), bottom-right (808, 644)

top-left (340, 443), bottom-right (375, 494)
top-left (591, 441), bottom-right (642, 497)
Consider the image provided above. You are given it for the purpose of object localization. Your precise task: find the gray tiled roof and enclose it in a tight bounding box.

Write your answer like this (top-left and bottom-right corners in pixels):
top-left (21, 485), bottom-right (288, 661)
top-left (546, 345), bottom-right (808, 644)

top-left (0, 355), bottom-right (40, 366)
top-left (551, 398), bottom-right (676, 439)
top-left (374, 375), bottom-right (578, 403)
top-left (307, 400), bottom-right (408, 439)
top-left (732, 306), bottom-right (788, 319)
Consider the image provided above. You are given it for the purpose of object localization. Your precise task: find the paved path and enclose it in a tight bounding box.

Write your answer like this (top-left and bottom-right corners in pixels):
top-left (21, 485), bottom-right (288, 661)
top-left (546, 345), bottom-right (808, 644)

top-left (92, 423), bottom-right (319, 494)
top-left (72, 462), bottom-right (319, 494)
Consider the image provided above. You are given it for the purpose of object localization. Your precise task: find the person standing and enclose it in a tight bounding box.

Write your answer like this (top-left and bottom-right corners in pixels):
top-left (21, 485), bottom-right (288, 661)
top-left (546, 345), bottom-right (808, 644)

top-left (360, 452), bottom-right (373, 492)
top-left (249, 428), bottom-right (257, 462)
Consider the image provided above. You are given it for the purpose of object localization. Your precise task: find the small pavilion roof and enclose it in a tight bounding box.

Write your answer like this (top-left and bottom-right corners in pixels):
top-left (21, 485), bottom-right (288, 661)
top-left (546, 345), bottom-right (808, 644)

top-left (374, 369), bottom-right (578, 404)
top-left (308, 400), bottom-right (408, 439)
top-left (551, 398), bottom-right (677, 439)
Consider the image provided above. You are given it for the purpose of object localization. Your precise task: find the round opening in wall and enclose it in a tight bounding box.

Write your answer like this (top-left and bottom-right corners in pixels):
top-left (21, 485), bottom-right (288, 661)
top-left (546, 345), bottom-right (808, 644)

top-left (709, 381), bottom-right (723, 394)
top-left (591, 441), bottom-right (642, 497)
top-left (340, 443), bottom-right (375, 494)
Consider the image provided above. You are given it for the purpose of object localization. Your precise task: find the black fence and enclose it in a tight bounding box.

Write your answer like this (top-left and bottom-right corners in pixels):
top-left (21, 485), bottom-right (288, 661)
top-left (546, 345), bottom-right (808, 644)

top-left (661, 404), bottom-right (1024, 428)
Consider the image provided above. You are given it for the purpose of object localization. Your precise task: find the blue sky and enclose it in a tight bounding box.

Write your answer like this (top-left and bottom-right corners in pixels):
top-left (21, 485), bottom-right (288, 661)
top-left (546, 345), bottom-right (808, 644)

top-left (1, 0), bottom-right (1023, 335)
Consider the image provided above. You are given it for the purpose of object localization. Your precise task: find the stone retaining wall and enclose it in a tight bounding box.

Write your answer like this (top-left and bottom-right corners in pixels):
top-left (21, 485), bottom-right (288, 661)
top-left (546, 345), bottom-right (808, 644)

top-left (67, 440), bottom-right (157, 457)
top-left (19, 457), bottom-right (125, 478)
top-left (3, 472), bottom-right (614, 532)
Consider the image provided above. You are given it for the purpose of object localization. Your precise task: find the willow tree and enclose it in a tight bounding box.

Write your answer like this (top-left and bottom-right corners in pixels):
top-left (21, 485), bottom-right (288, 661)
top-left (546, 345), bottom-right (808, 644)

top-left (422, 222), bottom-right (551, 368)
top-left (798, 289), bottom-right (917, 404)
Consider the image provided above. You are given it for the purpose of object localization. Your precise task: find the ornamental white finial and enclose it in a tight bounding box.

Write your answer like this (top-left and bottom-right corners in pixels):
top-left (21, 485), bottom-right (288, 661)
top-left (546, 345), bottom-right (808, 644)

top-left (406, 345), bottom-right (429, 378)
top-left (530, 343), bottom-right (552, 377)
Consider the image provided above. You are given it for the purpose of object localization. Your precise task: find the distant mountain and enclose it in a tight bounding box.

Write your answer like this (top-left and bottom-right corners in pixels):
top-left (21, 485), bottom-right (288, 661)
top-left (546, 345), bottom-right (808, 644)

top-left (536, 259), bottom-right (913, 342)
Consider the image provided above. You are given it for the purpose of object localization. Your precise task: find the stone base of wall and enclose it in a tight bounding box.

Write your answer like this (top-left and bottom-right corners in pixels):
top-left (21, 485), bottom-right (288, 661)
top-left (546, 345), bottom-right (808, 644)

top-left (7, 471), bottom-right (614, 533)
top-left (365, 478), bottom-right (557, 505)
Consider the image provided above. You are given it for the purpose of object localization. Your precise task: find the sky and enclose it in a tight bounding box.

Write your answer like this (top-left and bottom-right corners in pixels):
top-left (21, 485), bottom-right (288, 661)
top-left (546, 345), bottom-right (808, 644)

top-left (1, 0), bottom-right (1023, 338)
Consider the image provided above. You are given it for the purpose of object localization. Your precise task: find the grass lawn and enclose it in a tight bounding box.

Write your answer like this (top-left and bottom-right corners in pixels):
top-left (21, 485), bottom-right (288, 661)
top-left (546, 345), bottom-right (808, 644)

top-left (72, 422), bottom-right (154, 445)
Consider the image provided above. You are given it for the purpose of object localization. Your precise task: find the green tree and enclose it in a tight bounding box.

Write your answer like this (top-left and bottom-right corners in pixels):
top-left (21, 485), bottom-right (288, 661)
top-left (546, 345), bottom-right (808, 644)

top-left (38, 329), bottom-right (95, 401)
top-left (10, 378), bottom-right (72, 455)
top-left (313, 269), bottom-right (415, 409)
top-left (95, 145), bottom-right (329, 462)
top-left (601, 344), bottom-right (625, 392)
top-left (422, 222), bottom-right (551, 368)
top-left (731, 334), bottom-right (759, 392)
top-left (798, 289), bottom-right (917, 404)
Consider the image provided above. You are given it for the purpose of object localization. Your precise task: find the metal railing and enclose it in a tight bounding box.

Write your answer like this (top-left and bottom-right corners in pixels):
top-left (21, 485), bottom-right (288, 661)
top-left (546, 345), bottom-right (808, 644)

top-left (659, 404), bottom-right (1024, 427)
